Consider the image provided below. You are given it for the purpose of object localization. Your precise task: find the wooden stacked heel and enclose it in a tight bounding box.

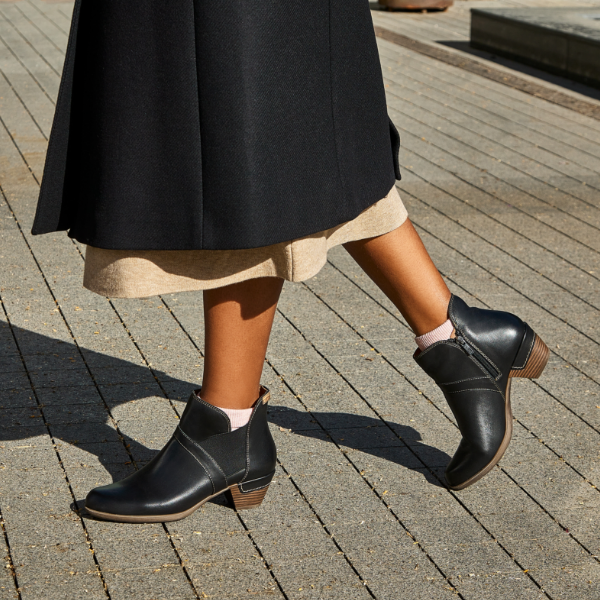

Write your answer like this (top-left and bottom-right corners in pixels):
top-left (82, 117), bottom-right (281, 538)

top-left (509, 334), bottom-right (549, 379)
top-left (229, 484), bottom-right (270, 510)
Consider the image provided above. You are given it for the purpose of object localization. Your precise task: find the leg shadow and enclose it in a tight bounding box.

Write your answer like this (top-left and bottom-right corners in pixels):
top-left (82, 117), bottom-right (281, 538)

top-left (268, 405), bottom-right (450, 487)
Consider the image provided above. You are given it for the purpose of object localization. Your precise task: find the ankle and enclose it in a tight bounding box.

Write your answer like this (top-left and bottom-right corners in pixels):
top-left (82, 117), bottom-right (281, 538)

top-left (198, 385), bottom-right (260, 410)
top-left (195, 390), bottom-right (257, 431)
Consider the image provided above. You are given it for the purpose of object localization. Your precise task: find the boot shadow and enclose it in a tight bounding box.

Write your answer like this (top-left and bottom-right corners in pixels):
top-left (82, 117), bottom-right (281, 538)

top-left (268, 406), bottom-right (449, 488)
top-left (1, 325), bottom-right (450, 515)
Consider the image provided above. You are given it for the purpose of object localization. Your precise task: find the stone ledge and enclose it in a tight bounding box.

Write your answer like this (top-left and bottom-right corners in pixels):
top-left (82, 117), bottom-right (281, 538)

top-left (470, 7), bottom-right (600, 88)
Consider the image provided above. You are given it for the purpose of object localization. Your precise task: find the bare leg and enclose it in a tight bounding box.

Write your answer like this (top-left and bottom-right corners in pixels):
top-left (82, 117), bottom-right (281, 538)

top-left (344, 219), bottom-right (450, 336)
top-left (200, 277), bottom-right (284, 409)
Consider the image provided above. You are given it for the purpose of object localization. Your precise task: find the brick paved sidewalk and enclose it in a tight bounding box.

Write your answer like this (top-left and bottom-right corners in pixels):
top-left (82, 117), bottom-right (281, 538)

top-left (1, 1), bottom-right (600, 599)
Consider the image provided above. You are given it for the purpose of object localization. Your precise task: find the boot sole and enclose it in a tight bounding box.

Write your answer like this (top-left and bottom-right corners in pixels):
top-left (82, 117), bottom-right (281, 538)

top-left (85, 482), bottom-right (271, 523)
top-left (448, 332), bottom-right (549, 491)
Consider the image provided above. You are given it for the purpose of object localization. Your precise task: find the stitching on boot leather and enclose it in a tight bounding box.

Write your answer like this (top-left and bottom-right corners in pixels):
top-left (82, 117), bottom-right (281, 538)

top-left (241, 405), bottom-right (257, 483)
top-left (175, 436), bottom-right (215, 494)
top-left (415, 338), bottom-right (456, 358)
top-left (240, 387), bottom-right (269, 483)
top-left (441, 375), bottom-right (489, 386)
top-left (240, 482), bottom-right (270, 493)
top-left (191, 393), bottom-right (231, 432)
top-left (239, 470), bottom-right (276, 493)
top-left (465, 356), bottom-right (505, 397)
top-left (446, 387), bottom-right (502, 394)
top-left (177, 427), bottom-right (229, 486)
top-left (512, 328), bottom-right (535, 370)
top-left (448, 295), bottom-right (457, 325)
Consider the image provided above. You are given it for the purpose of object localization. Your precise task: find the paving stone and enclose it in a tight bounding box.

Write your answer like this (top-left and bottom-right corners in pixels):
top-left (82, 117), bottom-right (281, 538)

top-left (93, 532), bottom-right (180, 570)
top-left (56, 441), bottom-right (131, 469)
top-left (504, 534), bottom-right (594, 571)
top-left (240, 472), bottom-right (323, 532)
top-left (0, 407), bottom-right (43, 429)
top-left (97, 383), bottom-right (167, 410)
top-left (86, 520), bottom-right (165, 546)
top-left (17, 570), bottom-right (106, 600)
top-left (401, 515), bottom-right (494, 549)
top-left (423, 540), bottom-right (522, 577)
top-left (529, 563), bottom-right (600, 600)
top-left (115, 418), bottom-right (176, 455)
top-left (11, 541), bottom-right (95, 572)
top-left (171, 531), bottom-right (262, 567)
top-left (91, 366), bottom-right (157, 386)
top-left (102, 566), bottom-right (196, 600)
top-left (451, 572), bottom-right (546, 600)
top-left (0, 371), bottom-right (30, 391)
top-left (456, 469), bottom-right (546, 516)
top-left (0, 355), bottom-right (25, 373)
top-left (270, 555), bottom-right (368, 599)
top-left (0, 388), bottom-right (37, 408)
top-left (28, 368), bottom-right (93, 388)
top-left (35, 386), bottom-right (104, 406)
top-left (366, 571), bottom-right (457, 600)
top-left (251, 525), bottom-right (338, 566)
top-left (0, 442), bottom-right (56, 470)
top-left (50, 422), bottom-right (120, 445)
top-left (22, 353), bottom-right (85, 372)
top-left (0, 553), bottom-right (17, 599)
top-left (328, 425), bottom-right (404, 450)
top-left (186, 561), bottom-right (277, 598)
top-left (79, 344), bottom-right (146, 368)
top-left (267, 405), bottom-right (321, 432)
top-left (328, 520), bottom-right (430, 566)
top-left (550, 508), bottom-right (600, 557)
top-left (347, 455), bottom-right (461, 518)
top-left (2, 507), bottom-right (85, 547)
top-left (109, 396), bottom-right (178, 424)
top-left (270, 427), bottom-right (335, 458)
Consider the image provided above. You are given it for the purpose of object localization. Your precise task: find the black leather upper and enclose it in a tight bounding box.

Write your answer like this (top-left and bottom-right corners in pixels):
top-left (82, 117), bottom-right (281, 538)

top-left (86, 387), bottom-right (276, 517)
top-left (415, 295), bottom-right (528, 488)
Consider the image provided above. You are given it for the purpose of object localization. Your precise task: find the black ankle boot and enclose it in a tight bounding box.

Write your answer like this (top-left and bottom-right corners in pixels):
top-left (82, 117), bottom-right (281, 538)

top-left (415, 295), bottom-right (549, 491)
top-left (85, 386), bottom-right (276, 522)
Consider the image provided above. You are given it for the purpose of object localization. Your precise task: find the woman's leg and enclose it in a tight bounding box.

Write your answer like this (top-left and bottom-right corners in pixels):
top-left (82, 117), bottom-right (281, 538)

top-left (345, 217), bottom-right (549, 491)
top-left (200, 277), bottom-right (284, 409)
top-left (85, 276), bottom-right (283, 522)
top-left (344, 218), bottom-right (451, 335)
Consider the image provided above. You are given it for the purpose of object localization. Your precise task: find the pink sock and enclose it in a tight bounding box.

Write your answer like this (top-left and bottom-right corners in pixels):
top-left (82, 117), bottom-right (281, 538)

top-left (220, 406), bottom-right (253, 431)
top-left (415, 319), bottom-right (454, 351)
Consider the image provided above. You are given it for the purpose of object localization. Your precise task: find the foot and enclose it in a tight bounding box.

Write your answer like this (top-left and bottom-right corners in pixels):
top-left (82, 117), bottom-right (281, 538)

top-left (415, 295), bottom-right (549, 490)
top-left (85, 386), bottom-right (276, 522)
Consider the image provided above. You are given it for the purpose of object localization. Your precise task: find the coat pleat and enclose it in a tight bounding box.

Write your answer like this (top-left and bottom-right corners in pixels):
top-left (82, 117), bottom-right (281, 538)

top-left (32, 0), bottom-right (401, 250)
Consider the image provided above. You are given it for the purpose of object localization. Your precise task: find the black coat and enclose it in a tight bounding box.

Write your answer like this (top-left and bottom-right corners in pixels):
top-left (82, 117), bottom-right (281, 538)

top-left (32, 0), bottom-right (401, 250)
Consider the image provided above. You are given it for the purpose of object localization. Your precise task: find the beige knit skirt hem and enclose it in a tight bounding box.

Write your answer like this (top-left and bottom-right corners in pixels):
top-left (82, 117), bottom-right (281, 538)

top-left (83, 184), bottom-right (407, 298)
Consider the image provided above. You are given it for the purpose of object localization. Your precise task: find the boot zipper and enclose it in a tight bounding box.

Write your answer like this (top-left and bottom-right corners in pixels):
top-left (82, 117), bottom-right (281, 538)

top-left (455, 334), bottom-right (500, 379)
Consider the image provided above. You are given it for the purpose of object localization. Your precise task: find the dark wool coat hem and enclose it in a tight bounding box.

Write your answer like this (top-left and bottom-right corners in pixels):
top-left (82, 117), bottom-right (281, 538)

top-left (31, 0), bottom-right (402, 251)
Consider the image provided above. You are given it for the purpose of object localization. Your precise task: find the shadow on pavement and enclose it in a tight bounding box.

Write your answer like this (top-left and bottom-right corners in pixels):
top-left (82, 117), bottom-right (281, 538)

top-left (1, 326), bottom-right (450, 512)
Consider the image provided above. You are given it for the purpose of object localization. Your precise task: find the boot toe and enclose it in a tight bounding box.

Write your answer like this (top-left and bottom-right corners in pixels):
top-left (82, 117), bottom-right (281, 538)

top-left (85, 482), bottom-right (131, 516)
top-left (445, 444), bottom-right (497, 490)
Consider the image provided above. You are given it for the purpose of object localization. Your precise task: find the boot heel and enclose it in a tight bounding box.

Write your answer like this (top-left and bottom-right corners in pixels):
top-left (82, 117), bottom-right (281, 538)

top-left (510, 333), bottom-right (549, 379)
top-left (229, 476), bottom-right (272, 510)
